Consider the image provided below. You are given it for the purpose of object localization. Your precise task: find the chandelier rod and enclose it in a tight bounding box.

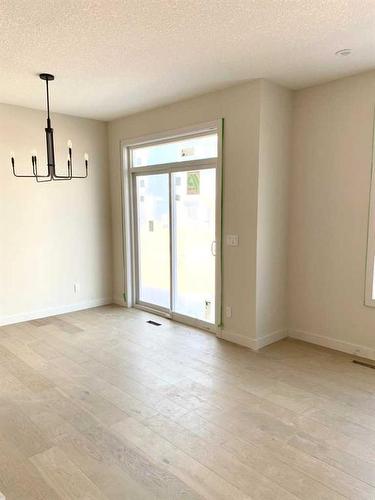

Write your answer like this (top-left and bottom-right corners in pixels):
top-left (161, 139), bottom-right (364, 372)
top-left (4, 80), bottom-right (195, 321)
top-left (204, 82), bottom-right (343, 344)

top-left (45, 78), bottom-right (51, 123)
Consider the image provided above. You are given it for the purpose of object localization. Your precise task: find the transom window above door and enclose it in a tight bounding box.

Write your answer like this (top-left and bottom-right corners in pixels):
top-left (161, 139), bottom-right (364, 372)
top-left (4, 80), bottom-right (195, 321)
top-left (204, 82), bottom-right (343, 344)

top-left (129, 132), bottom-right (218, 168)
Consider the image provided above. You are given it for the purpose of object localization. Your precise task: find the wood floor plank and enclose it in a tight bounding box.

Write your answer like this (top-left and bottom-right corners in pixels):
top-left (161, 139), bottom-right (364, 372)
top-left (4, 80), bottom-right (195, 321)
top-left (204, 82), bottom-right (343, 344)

top-left (195, 404), bottom-right (375, 499)
top-left (111, 417), bottom-right (250, 500)
top-left (132, 413), bottom-right (299, 500)
top-left (63, 422), bottom-right (204, 500)
top-left (30, 446), bottom-right (108, 499)
top-left (0, 458), bottom-right (62, 500)
top-left (0, 400), bottom-right (52, 458)
top-left (166, 409), bottom-right (345, 500)
top-left (57, 432), bottom-right (157, 500)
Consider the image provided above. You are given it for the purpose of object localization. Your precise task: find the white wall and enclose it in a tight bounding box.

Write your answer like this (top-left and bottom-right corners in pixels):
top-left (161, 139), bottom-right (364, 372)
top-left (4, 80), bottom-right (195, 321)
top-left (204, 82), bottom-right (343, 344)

top-left (289, 70), bottom-right (375, 359)
top-left (0, 104), bottom-right (112, 324)
top-left (256, 81), bottom-right (292, 346)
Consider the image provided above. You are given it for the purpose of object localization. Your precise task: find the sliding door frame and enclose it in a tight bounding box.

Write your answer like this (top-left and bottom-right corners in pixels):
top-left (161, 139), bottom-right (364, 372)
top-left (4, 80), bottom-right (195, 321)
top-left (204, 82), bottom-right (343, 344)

top-left (120, 119), bottom-right (223, 332)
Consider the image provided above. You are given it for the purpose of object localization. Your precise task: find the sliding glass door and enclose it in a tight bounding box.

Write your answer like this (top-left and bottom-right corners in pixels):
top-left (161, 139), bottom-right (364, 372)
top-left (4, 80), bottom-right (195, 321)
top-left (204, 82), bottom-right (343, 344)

top-left (129, 124), bottom-right (221, 327)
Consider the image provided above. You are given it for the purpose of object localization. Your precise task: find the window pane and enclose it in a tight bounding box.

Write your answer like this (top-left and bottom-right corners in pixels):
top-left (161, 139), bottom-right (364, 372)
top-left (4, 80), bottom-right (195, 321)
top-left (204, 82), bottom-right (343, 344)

top-left (131, 133), bottom-right (217, 167)
top-left (173, 169), bottom-right (216, 323)
top-left (136, 174), bottom-right (170, 308)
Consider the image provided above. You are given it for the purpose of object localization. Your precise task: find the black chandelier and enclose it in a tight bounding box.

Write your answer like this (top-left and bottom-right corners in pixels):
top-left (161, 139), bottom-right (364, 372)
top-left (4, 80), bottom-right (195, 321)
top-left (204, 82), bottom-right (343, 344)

top-left (11, 73), bottom-right (89, 182)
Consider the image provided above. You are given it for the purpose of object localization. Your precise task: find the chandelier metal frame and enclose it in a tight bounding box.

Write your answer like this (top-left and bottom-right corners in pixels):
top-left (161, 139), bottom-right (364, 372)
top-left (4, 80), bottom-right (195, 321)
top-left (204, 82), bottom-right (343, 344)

top-left (10, 73), bottom-right (89, 182)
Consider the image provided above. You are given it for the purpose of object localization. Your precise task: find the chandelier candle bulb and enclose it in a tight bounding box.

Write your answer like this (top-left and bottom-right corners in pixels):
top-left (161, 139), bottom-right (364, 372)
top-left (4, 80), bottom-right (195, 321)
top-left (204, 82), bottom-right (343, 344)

top-left (84, 153), bottom-right (89, 162)
top-left (67, 140), bottom-right (72, 148)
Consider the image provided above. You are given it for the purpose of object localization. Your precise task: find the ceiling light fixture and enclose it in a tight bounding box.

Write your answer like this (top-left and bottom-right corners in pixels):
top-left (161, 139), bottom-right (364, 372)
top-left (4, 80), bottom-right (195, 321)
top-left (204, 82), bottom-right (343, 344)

top-left (335, 49), bottom-right (352, 57)
top-left (11, 73), bottom-right (89, 182)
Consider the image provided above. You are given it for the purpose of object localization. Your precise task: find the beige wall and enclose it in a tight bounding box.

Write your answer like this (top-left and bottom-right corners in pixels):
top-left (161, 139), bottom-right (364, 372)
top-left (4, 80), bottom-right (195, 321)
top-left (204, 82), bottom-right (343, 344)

top-left (0, 104), bottom-right (112, 324)
top-left (256, 81), bottom-right (292, 345)
top-left (108, 80), bottom-right (292, 348)
top-left (108, 81), bottom-right (263, 345)
top-left (289, 70), bottom-right (375, 358)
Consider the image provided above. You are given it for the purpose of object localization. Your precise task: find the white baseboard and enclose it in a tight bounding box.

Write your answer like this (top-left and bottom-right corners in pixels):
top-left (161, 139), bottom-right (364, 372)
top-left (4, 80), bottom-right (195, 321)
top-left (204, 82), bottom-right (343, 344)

top-left (256, 329), bottom-right (288, 349)
top-left (289, 329), bottom-right (375, 361)
top-left (217, 328), bottom-right (287, 351)
top-left (217, 330), bottom-right (288, 351)
top-left (217, 329), bottom-right (258, 350)
top-left (0, 297), bottom-right (113, 327)
top-left (220, 326), bottom-right (375, 359)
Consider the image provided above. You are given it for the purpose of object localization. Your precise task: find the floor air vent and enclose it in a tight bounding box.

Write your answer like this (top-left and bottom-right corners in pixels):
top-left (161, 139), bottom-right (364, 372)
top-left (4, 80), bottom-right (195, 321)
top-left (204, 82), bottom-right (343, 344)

top-left (352, 360), bottom-right (375, 369)
top-left (147, 320), bottom-right (162, 326)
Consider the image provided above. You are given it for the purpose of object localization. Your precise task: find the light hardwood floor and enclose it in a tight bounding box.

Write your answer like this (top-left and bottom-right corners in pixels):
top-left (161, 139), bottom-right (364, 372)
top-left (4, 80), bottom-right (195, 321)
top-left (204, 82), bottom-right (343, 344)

top-left (0, 306), bottom-right (375, 499)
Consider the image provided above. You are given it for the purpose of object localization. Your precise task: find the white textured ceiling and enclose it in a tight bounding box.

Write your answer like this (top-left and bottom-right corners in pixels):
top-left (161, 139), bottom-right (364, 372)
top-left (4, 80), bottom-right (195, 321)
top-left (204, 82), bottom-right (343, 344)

top-left (1, 0), bottom-right (375, 121)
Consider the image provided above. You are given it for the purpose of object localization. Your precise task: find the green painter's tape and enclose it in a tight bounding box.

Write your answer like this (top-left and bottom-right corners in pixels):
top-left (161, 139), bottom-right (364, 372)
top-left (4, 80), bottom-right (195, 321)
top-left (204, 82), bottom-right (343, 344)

top-left (219, 119), bottom-right (224, 328)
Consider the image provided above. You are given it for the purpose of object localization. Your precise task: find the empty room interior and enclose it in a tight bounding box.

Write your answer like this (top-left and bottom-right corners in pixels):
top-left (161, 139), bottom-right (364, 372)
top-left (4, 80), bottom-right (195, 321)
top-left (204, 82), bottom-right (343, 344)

top-left (2, 1), bottom-right (375, 499)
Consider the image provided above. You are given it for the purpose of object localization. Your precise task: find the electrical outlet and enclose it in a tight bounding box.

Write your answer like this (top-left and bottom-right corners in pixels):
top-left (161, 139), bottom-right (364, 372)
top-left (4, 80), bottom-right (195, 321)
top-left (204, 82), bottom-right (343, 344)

top-left (226, 234), bottom-right (239, 246)
top-left (73, 283), bottom-right (80, 294)
top-left (225, 306), bottom-right (232, 318)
